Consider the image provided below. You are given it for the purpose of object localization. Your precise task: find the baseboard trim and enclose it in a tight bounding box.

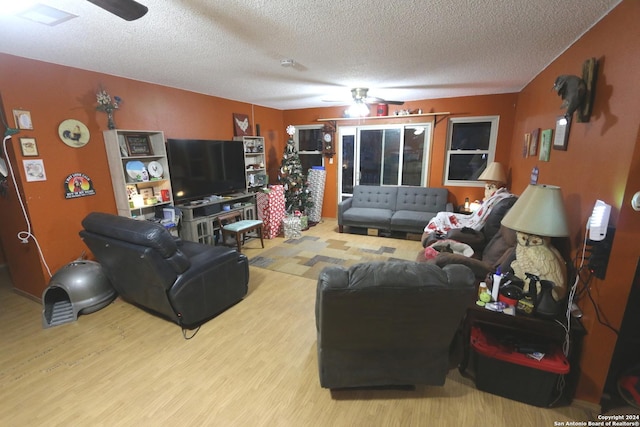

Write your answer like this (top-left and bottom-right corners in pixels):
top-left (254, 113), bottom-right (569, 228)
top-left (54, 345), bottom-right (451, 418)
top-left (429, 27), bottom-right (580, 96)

top-left (13, 287), bottom-right (42, 304)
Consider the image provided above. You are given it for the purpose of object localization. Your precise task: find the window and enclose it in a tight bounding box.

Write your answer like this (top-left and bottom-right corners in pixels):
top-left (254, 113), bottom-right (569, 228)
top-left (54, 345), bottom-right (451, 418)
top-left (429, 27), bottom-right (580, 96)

top-left (444, 116), bottom-right (499, 186)
top-left (339, 123), bottom-right (432, 199)
top-left (294, 125), bottom-right (324, 172)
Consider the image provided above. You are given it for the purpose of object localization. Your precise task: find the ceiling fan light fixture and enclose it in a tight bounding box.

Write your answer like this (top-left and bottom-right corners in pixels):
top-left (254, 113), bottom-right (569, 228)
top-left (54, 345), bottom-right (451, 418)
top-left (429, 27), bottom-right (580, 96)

top-left (346, 100), bottom-right (369, 118)
top-left (351, 87), bottom-right (369, 101)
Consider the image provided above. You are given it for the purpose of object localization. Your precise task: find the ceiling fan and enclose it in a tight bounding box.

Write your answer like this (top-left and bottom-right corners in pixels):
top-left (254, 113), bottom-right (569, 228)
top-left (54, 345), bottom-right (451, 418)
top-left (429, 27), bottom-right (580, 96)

top-left (86, 0), bottom-right (148, 21)
top-left (323, 88), bottom-right (404, 117)
top-left (347, 88), bottom-right (405, 106)
top-left (324, 88), bottom-right (404, 105)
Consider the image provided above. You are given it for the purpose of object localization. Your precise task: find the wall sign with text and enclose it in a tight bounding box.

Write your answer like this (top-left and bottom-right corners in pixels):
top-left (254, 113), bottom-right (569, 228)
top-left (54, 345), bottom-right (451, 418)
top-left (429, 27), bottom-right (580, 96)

top-left (65, 173), bottom-right (96, 198)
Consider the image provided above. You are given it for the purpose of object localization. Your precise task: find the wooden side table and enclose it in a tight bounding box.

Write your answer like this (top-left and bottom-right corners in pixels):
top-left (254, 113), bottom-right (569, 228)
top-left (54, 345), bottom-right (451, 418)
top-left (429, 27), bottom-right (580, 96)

top-left (459, 304), bottom-right (585, 405)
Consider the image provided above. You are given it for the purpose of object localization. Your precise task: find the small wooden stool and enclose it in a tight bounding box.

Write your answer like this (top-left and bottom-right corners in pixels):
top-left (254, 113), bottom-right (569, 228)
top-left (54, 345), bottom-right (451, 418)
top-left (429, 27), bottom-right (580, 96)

top-left (217, 211), bottom-right (264, 253)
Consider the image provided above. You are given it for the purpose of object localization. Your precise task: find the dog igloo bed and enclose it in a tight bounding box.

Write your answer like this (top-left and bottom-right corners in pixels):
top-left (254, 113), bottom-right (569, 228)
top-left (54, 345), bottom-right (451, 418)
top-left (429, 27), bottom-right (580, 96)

top-left (42, 260), bottom-right (116, 328)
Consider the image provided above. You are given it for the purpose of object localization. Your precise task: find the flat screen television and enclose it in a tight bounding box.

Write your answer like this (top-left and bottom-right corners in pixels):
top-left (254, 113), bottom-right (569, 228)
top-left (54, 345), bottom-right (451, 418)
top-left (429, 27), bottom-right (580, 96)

top-left (166, 138), bottom-right (247, 204)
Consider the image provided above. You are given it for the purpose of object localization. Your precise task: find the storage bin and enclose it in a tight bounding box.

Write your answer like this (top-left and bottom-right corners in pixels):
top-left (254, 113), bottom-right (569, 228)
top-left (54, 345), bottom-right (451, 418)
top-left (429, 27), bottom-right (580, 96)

top-left (471, 326), bottom-right (570, 407)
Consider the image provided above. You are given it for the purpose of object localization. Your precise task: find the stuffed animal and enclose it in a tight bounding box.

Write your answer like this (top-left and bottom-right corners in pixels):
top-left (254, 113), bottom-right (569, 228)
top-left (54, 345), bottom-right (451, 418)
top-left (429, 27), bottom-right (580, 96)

top-left (510, 231), bottom-right (567, 301)
top-left (553, 75), bottom-right (586, 119)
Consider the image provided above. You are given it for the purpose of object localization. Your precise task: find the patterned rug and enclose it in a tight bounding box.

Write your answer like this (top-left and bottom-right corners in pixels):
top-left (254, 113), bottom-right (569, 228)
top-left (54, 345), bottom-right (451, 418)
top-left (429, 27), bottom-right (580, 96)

top-left (248, 235), bottom-right (419, 280)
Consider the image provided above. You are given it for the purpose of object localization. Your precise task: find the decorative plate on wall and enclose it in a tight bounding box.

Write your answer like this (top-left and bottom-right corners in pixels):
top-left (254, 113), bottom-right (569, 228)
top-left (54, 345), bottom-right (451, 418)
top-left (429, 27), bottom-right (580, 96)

top-left (58, 119), bottom-right (90, 148)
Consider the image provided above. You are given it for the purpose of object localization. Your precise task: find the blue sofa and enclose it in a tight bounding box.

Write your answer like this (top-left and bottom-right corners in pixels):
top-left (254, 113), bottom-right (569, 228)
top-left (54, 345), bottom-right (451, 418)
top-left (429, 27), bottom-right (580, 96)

top-left (338, 185), bottom-right (451, 235)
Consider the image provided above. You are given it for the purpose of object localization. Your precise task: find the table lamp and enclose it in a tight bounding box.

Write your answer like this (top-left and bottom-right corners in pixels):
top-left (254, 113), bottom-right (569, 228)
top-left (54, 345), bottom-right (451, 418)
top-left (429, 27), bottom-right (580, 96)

top-left (478, 161), bottom-right (507, 184)
top-left (478, 162), bottom-right (507, 199)
top-left (501, 184), bottom-right (569, 301)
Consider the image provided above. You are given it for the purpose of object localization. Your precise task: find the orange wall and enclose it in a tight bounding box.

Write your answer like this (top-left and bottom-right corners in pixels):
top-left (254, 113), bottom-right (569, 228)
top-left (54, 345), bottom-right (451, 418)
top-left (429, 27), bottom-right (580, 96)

top-left (0, 54), bottom-right (284, 297)
top-left (284, 93), bottom-right (518, 218)
top-left (509, 0), bottom-right (640, 403)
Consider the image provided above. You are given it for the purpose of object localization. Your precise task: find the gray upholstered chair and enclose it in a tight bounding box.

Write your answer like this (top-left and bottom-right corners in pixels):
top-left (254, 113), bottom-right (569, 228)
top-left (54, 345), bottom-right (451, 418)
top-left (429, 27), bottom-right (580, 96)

top-left (315, 261), bottom-right (475, 389)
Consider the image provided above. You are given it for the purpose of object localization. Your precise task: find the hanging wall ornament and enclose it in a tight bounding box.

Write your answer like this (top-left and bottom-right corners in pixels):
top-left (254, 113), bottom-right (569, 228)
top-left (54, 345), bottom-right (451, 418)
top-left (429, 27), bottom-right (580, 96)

top-left (58, 119), bottom-right (90, 148)
top-left (96, 88), bottom-right (121, 130)
top-left (233, 113), bottom-right (252, 136)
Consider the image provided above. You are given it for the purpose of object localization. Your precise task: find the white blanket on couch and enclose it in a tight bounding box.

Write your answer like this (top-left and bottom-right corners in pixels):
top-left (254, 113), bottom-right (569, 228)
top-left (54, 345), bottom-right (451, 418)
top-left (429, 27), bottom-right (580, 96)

top-left (423, 188), bottom-right (513, 234)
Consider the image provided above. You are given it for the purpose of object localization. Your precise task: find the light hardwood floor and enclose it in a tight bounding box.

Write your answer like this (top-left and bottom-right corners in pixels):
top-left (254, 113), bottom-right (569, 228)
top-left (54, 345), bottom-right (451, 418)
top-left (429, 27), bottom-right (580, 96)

top-left (0, 219), bottom-right (606, 426)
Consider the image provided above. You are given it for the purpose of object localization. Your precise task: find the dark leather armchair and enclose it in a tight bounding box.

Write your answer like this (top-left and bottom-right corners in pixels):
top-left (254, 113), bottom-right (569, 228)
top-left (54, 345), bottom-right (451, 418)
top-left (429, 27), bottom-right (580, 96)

top-left (79, 212), bottom-right (249, 328)
top-left (315, 261), bottom-right (475, 389)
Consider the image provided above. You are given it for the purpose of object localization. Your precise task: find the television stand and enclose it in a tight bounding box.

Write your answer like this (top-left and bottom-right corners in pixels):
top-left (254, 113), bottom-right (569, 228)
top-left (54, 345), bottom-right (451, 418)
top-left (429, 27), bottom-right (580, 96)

top-left (178, 193), bottom-right (258, 245)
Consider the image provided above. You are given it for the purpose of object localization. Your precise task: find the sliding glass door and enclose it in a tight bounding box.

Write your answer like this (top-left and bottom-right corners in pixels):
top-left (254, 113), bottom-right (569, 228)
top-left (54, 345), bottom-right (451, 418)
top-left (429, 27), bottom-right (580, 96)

top-left (339, 123), bottom-right (432, 200)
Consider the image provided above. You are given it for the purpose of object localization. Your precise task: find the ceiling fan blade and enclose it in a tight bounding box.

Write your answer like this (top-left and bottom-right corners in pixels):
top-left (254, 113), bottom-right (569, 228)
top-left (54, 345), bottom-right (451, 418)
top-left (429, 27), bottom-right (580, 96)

top-left (323, 88), bottom-right (405, 106)
top-left (86, 0), bottom-right (148, 21)
top-left (364, 97), bottom-right (404, 106)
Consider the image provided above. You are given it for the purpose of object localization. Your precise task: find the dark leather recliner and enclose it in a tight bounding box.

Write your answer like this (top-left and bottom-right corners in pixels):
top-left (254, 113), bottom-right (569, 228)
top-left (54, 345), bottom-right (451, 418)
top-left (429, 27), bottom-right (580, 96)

top-left (418, 196), bottom-right (518, 279)
top-left (421, 196), bottom-right (518, 254)
top-left (79, 212), bottom-right (249, 328)
top-left (315, 261), bottom-right (475, 389)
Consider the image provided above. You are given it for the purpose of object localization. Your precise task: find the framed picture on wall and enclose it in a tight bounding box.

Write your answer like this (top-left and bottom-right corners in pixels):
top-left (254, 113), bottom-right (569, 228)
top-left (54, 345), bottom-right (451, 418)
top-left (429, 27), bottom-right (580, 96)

top-left (522, 133), bottom-right (531, 158)
top-left (529, 128), bottom-right (540, 156)
top-left (125, 134), bottom-right (152, 155)
top-left (553, 116), bottom-right (570, 151)
top-left (23, 159), bottom-right (46, 182)
top-left (19, 137), bottom-right (38, 156)
top-left (539, 129), bottom-right (553, 162)
top-left (233, 113), bottom-right (253, 137)
top-left (13, 109), bottom-right (33, 130)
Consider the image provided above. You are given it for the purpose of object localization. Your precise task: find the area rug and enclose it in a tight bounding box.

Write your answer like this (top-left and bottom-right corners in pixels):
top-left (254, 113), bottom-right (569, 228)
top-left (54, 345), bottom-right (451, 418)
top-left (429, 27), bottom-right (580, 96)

top-left (248, 235), bottom-right (419, 280)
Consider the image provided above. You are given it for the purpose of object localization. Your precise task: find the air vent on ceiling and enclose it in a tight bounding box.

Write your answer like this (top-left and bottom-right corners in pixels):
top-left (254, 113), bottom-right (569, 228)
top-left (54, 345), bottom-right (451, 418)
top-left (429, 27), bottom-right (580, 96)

top-left (18, 4), bottom-right (77, 26)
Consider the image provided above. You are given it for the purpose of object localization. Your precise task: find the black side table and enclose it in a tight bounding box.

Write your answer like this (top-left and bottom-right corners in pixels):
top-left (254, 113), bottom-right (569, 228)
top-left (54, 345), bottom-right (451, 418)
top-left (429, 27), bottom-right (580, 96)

top-left (455, 205), bottom-right (473, 214)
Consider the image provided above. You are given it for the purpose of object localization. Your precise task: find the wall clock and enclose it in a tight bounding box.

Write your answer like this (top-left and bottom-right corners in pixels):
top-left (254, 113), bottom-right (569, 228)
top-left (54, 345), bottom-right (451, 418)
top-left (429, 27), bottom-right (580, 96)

top-left (323, 132), bottom-right (332, 147)
top-left (322, 132), bottom-right (335, 156)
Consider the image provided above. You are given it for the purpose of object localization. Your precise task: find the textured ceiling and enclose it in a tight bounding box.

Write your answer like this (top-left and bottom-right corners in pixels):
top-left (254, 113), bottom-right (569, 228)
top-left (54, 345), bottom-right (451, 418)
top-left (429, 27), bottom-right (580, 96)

top-left (0, 0), bottom-right (621, 110)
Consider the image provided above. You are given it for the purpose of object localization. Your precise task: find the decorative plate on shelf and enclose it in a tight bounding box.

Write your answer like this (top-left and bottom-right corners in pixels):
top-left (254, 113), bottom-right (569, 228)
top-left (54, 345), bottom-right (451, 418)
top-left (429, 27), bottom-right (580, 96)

top-left (58, 119), bottom-right (90, 148)
top-left (147, 161), bottom-right (163, 178)
top-left (126, 160), bottom-right (146, 181)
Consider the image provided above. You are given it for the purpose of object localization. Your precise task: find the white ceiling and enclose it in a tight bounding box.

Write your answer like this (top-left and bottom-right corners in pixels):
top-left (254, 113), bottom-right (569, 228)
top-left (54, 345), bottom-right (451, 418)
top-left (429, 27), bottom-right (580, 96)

top-left (0, 0), bottom-right (621, 111)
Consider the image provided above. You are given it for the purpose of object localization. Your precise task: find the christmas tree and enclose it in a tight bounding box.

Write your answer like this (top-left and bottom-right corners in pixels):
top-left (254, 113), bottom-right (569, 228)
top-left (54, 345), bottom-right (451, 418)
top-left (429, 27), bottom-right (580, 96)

top-left (278, 125), bottom-right (313, 214)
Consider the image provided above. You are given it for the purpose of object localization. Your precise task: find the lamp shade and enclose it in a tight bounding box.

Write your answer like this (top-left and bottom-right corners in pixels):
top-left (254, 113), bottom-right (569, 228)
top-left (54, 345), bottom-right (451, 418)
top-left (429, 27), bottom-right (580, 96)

top-left (501, 184), bottom-right (570, 237)
top-left (478, 162), bottom-right (506, 184)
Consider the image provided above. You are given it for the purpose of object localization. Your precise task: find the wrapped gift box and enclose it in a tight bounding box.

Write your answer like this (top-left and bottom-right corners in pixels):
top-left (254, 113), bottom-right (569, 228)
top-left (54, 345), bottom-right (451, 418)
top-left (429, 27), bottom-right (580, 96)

top-left (257, 185), bottom-right (286, 239)
top-left (283, 216), bottom-right (302, 239)
top-left (299, 215), bottom-right (308, 230)
top-left (307, 167), bottom-right (326, 223)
